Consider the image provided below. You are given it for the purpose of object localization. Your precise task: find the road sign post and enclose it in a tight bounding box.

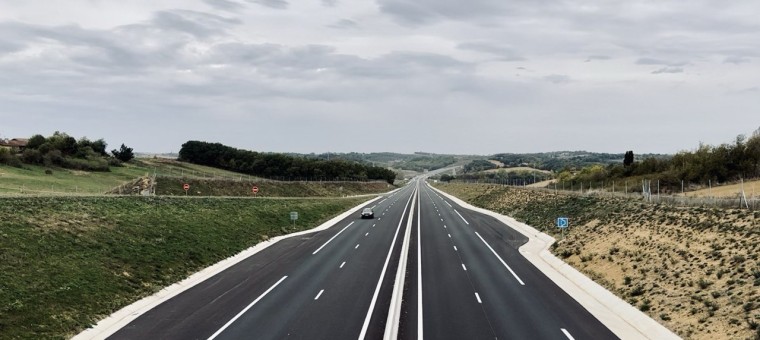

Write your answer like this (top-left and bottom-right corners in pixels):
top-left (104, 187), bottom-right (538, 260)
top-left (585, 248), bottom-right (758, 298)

top-left (183, 183), bottom-right (190, 196)
top-left (557, 217), bottom-right (569, 239)
top-left (290, 211), bottom-right (298, 229)
top-left (252, 186), bottom-right (259, 196)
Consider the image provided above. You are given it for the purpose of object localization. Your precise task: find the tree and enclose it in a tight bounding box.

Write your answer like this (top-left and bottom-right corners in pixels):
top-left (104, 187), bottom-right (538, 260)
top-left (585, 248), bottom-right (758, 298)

top-left (623, 151), bottom-right (634, 167)
top-left (112, 144), bottom-right (134, 162)
top-left (27, 135), bottom-right (46, 149)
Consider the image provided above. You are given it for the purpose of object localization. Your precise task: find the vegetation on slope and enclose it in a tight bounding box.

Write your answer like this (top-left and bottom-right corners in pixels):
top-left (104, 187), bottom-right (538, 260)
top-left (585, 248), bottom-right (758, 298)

top-left (0, 196), bottom-right (366, 339)
top-left (434, 183), bottom-right (760, 340)
top-left (179, 141), bottom-right (397, 184)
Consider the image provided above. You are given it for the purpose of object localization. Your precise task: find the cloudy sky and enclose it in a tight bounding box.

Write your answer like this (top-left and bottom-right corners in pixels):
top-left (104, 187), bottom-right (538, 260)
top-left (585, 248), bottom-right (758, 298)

top-left (1, 0), bottom-right (758, 155)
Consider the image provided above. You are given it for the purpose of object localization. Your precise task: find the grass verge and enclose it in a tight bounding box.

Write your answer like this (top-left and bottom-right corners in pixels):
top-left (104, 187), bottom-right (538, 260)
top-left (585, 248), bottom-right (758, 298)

top-left (0, 195), bottom-right (366, 339)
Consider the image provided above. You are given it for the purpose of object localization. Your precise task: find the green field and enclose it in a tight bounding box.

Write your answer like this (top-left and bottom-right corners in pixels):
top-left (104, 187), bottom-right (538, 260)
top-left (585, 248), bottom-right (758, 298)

top-left (0, 195), bottom-right (368, 339)
top-left (0, 158), bottom-right (260, 196)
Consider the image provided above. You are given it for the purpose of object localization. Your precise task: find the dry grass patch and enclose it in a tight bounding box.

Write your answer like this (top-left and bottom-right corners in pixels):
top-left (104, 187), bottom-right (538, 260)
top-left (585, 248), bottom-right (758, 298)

top-left (435, 183), bottom-right (760, 340)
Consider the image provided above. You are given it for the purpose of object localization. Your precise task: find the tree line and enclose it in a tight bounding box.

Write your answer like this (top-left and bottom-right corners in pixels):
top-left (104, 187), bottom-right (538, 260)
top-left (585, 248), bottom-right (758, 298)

top-left (178, 141), bottom-right (397, 184)
top-left (0, 131), bottom-right (134, 171)
top-left (560, 132), bottom-right (760, 191)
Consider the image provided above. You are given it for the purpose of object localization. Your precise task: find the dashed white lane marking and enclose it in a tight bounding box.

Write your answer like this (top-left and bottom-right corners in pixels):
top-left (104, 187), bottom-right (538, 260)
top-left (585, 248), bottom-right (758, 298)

top-left (372, 224), bottom-right (376, 228)
top-left (454, 209), bottom-right (469, 225)
top-left (561, 328), bottom-right (575, 340)
top-left (462, 264), bottom-right (467, 271)
top-left (340, 261), bottom-right (346, 269)
top-left (440, 218), bottom-right (444, 222)
top-left (313, 222), bottom-right (355, 255)
top-left (447, 234), bottom-right (451, 238)
top-left (443, 225), bottom-right (447, 229)
top-left (453, 246), bottom-right (458, 251)
top-left (207, 276), bottom-right (288, 340)
top-left (315, 289), bottom-right (324, 300)
top-left (474, 231), bottom-right (525, 286)
top-left (475, 293), bottom-right (482, 304)
top-left (355, 244), bottom-right (360, 249)
top-left (445, 201), bottom-right (452, 208)
top-left (365, 232), bottom-right (369, 236)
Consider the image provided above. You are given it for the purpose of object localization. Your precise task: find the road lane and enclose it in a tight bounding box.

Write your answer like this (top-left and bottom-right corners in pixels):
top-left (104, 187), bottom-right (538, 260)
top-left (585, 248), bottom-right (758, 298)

top-left (414, 182), bottom-right (618, 340)
top-left (109, 184), bottom-right (417, 340)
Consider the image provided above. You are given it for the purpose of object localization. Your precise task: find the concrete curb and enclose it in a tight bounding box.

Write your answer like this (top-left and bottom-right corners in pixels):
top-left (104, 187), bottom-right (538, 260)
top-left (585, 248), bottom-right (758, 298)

top-left (429, 184), bottom-right (681, 340)
top-left (73, 193), bottom-right (391, 340)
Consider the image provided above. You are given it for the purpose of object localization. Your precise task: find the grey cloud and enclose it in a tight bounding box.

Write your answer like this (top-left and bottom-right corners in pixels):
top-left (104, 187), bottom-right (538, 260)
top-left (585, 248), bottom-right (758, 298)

top-left (636, 57), bottom-right (688, 67)
top-left (377, 0), bottom-right (509, 25)
top-left (203, 0), bottom-right (246, 12)
top-left (247, 0), bottom-right (288, 9)
top-left (543, 74), bottom-right (571, 84)
top-left (585, 55), bottom-right (611, 62)
top-left (150, 10), bottom-right (241, 38)
top-left (328, 19), bottom-right (358, 29)
top-left (651, 67), bottom-right (683, 74)
top-left (322, 0), bottom-right (338, 7)
top-left (457, 42), bottom-right (524, 61)
top-left (724, 56), bottom-right (751, 64)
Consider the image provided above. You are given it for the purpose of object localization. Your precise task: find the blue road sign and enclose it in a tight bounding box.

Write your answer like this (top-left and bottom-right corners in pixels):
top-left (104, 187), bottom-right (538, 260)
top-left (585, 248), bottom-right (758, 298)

top-left (557, 217), bottom-right (569, 228)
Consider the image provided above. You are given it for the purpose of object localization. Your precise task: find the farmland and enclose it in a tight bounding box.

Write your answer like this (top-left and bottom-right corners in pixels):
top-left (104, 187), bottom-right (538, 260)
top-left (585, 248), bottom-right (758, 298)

top-left (434, 182), bottom-right (760, 340)
top-left (0, 195), bottom-right (367, 339)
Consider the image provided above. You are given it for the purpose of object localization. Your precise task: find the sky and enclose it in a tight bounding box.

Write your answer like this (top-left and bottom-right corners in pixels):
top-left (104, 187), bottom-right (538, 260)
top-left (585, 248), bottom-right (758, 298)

top-left (1, 0), bottom-right (758, 155)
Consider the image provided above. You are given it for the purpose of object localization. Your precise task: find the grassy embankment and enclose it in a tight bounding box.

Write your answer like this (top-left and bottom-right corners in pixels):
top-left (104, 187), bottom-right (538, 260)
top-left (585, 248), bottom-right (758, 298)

top-left (0, 158), bottom-right (248, 196)
top-left (0, 195), bottom-right (368, 339)
top-left (434, 183), bottom-right (760, 340)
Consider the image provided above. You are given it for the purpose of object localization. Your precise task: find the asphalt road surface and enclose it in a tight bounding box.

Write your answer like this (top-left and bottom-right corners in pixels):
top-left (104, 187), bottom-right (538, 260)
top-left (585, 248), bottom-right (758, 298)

top-left (108, 179), bottom-right (618, 340)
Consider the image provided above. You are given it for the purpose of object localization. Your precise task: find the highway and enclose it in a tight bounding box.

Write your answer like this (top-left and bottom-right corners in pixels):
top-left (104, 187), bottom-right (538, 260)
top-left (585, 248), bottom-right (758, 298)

top-left (107, 179), bottom-right (618, 340)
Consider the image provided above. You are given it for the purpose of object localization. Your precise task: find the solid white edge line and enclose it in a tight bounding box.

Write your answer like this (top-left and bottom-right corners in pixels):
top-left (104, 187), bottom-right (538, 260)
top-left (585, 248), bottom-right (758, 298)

top-left (315, 289), bottom-right (324, 300)
top-left (561, 328), bottom-right (575, 340)
top-left (475, 292), bottom-right (482, 304)
top-left (417, 183), bottom-right (423, 340)
top-left (313, 222), bottom-right (355, 255)
top-left (358, 186), bottom-right (416, 340)
top-left (207, 276), bottom-right (287, 340)
top-left (474, 232), bottom-right (525, 286)
top-left (454, 209), bottom-right (469, 225)
top-left (383, 184), bottom-right (417, 339)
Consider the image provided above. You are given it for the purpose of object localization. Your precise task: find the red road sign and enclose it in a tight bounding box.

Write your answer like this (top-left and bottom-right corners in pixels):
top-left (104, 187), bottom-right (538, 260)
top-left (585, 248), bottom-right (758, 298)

top-left (183, 183), bottom-right (190, 191)
top-left (252, 186), bottom-right (259, 194)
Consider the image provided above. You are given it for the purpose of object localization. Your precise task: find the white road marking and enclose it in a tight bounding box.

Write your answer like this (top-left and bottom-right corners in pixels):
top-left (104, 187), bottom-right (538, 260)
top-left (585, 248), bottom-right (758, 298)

top-left (453, 246), bottom-right (458, 251)
top-left (207, 276), bottom-right (287, 340)
top-left (443, 225), bottom-right (447, 229)
top-left (561, 328), bottom-right (575, 340)
top-left (371, 205), bottom-right (376, 209)
top-left (416, 184), bottom-right (423, 340)
top-left (365, 232), bottom-right (369, 236)
top-left (372, 224), bottom-right (376, 228)
top-left (448, 234), bottom-right (451, 238)
top-left (315, 289), bottom-right (324, 300)
top-left (445, 201), bottom-right (452, 207)
top-left (355, 244), bottom-right (360, 249)
top-left (313, 222), bottom-right (355, 255)
top-left (440, 218), bottom-right (444, 222)
top-left (474, 232), bottom-right (525, 286)
top-left (454, 210), bottom-right (469, 225)
top-left (475, 292), bottom-right (482, 304)
top-left (359, 186), bottom-right (416, 340)
top-left (462, 264), bottom-right (467, 271)
top-left (340, 261), bottom-right (346, 269)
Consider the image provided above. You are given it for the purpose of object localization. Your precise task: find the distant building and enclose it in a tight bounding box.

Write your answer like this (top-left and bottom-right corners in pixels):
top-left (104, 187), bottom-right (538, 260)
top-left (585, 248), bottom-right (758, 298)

top-left (0, 138), bottom-right (29, 153)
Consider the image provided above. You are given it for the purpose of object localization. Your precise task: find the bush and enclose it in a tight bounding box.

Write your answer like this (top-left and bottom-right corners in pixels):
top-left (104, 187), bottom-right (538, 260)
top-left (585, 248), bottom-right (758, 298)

top-left (112, 144), bottom-right (134, 162)
top-left (21, 149), bottom-right (43, 164)
top-left (0, 148), bottom-right (23, 167)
